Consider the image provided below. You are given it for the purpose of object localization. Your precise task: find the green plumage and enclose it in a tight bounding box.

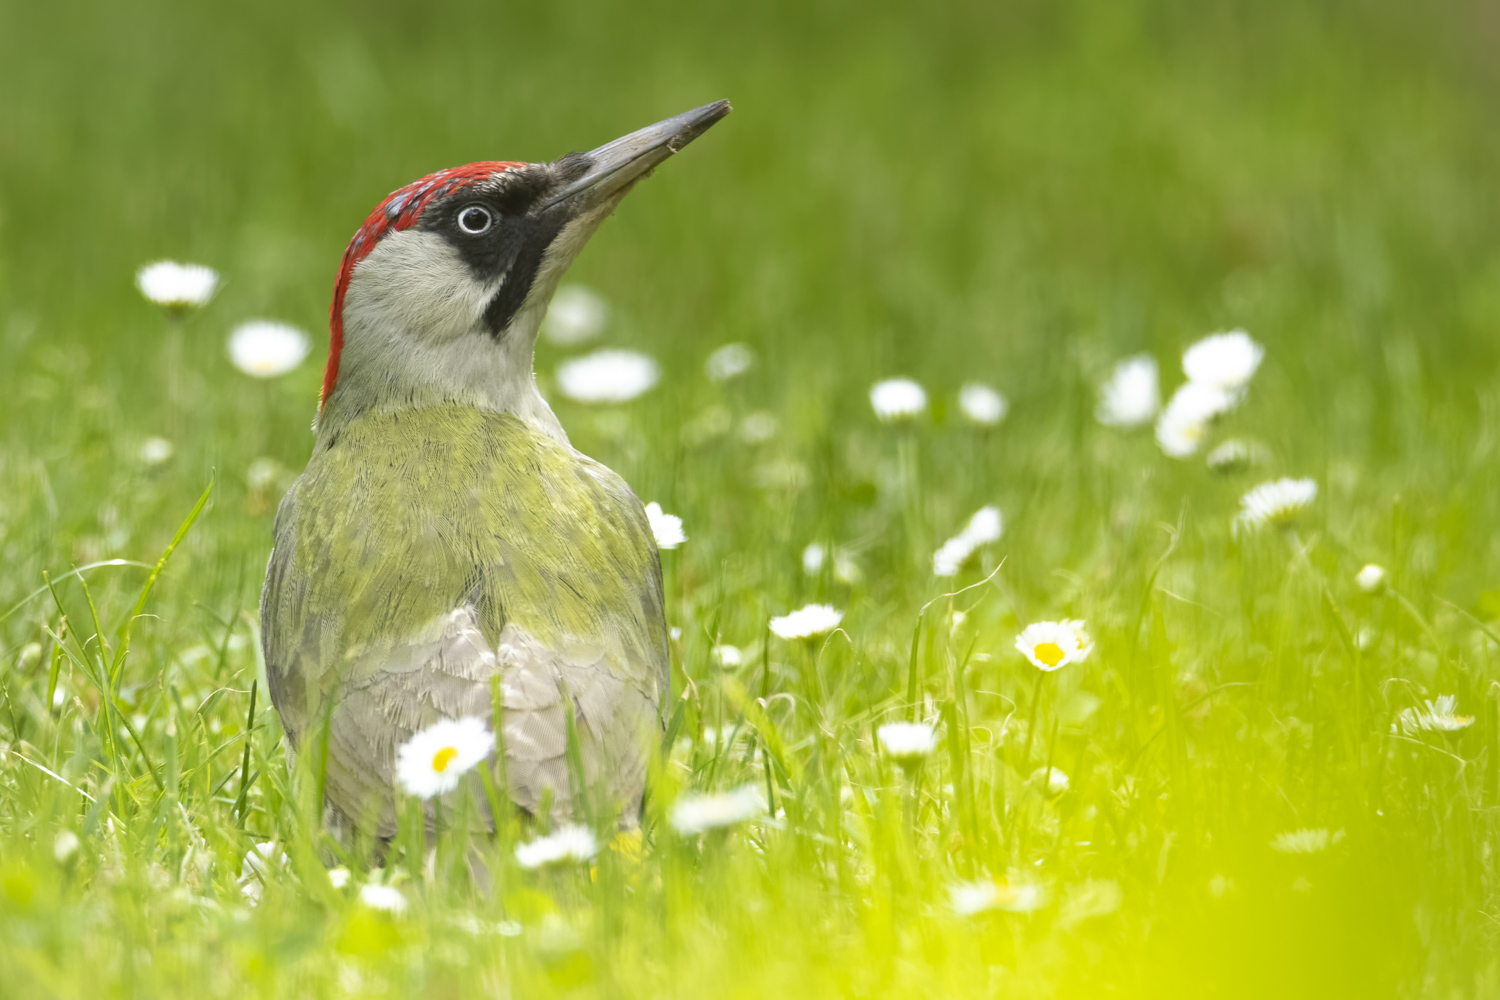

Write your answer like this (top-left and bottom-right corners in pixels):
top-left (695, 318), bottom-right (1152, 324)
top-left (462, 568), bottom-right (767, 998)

top-left (261, 405), bottom-right (668, 832)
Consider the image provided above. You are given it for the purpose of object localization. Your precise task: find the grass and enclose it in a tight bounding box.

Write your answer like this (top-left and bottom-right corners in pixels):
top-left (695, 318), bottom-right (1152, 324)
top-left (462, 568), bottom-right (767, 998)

top-left (3, 0), bottom-right (1500, 995)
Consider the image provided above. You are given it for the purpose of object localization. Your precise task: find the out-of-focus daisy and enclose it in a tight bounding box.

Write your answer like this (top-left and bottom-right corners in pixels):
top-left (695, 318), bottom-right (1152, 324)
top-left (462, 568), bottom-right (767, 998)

top-left (1182, 330), bottom-right (1264, 392)
top-left (669, 785), bottom-right (765, 835)
top-left (645, 502), bottom-right (686, 549)
top-left (870, 378), bottom-right (927, 423)
top-left (1355, 563), bottom-right (1386, 593)
top-left (802, 542), bottom-right (826, 575)
top-left (1395, 695), bottom-right (1474, 735)
top-left (932, 505), bottom-right (1004, 577)
top-left (1206, 439), bottom-right (1252, 473)
top-left (136, 260), bottom-right (219, 309)
top-left (1235, 478), bottom-right (1317, 532)
top-left (228, 320), bottom-right (311, 378)
top-left (1029, 766), bottom-right (1070, 797)
top-left (53, 830), bottom-right (80, 865)
top-left (769, 604), bottom-right (843, 640)
top-left (394, 717), bottom-right (494, 799)
top-left (739, 411), bottom-right (778, 443)
top-left (238, 841), bottom-right (287, 905)
top-left (247, 457), bottom-right (284, 494)
top-left (1097, 354), bottom-right (1159, 428)
top-left (958, 383), bottom-right (1008, 426)
top-left (1155, 381), bottom-right (1236, 458)
top-left (328, 867), bottom-right (352, 889)
top-left (542, 285), bottom-right (607, 345)
top-left (1269, 828), bottom-right (1344, 854)
top-left (1015, 620), bottom-right (1093, 672)
top-left (556, 349), bottom-right (660, 404)
top-left (139, 436), bottom-right (174, 467)
top-left (877, 721), bottom-right (937, 768)
top-left (514, 824), bottom-right (599, 869)
top-left (705, 343), bottom-right (755, 383)
top-left (712, 645), bottom-right (743, 668)
top-left (358, 882), bottom-right (408, 913)
top-left (949, 877), bottom-right (1048, 917)
top-left (833, 549), bottom-right (862, 585)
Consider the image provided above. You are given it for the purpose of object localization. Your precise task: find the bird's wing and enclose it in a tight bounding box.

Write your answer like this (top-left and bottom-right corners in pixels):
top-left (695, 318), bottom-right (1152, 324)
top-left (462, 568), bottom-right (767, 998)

top-left (262, 407), bottom-right (667, 832)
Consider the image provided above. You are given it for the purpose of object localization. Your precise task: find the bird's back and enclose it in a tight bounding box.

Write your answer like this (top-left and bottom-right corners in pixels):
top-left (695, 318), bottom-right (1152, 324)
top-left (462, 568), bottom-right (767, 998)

top-left (261, 405), bottom-right (668, 831)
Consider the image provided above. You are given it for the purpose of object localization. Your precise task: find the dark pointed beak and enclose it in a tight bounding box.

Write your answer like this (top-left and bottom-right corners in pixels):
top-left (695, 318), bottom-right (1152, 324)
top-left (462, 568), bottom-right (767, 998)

top-left (539, 100), bottom-right (732, 213)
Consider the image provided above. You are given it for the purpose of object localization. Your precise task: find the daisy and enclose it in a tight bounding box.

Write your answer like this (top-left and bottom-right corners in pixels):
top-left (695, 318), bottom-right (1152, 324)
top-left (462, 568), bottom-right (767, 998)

top-left (541, 285), bottom-right (607, 345)
top-left (327, 867), bottom-right (352, 889)
top-left (669, 785), bottom-right (765, 835)
top-left (514, 824), bottom-right (599, 869)
top-left (644, 502), bottom-right (686, 549)
top-left (1015, 620), bottom-right (1093, 672)
top-left (228, 320), bottom-right (312, 378)
top-left (247, 457), bottom-right (283, 494)
top-left (1269, 828), bottom-right (1344, 854)
top-left (712, 645), bottom-right (743, 668)
top-left (53, 830), bottom-right (80, 865)
top-left (958, 383), bottom-right (1008, 426)
top-left (869, 378), bottom-right (927, 423)
top-left (1155, 381), bottom-right (1236, 458)
top-left (705, 343), bottom-right (755, 383)
top-left (833, 549), bottom-right (862, 585)
top-left (1029, 766), bottom-right (1070, 796)
top-left (1235, 478), bottom-right (1317, 532)
top-left (139, 437), bottom-right (174, 467)
top-left (802, 542), bottom-right (825, 575)
top-left (739, 411), bottom-right (778, 443)
top-left (394, 717), bottom-right (494, 799)
top-left (1395, 695), bottom-right (1474, 735)
top-left (768, 604), bottom-right (843, 640)
top-left (1096, 354), bottom-right (1159, 428)
top-left (1182, 330), bottom-right (1264, 392)
top-left (1355, 563), bottom-right (1386, 593)
top-left (358, 883), bottom-right (408, 913)
top-left (932, 505), bottom-right (1003, 577)
top-left (555, 349), bottom-right (660, 403)
top-left (949, 877), bottom-right (1048, 917)
top-left (877, 721), bottom-right (937, 767)
top-left (136, 260), bottom-right (219, 309)
top-left (1205, 439), bottom-right (1251, 472)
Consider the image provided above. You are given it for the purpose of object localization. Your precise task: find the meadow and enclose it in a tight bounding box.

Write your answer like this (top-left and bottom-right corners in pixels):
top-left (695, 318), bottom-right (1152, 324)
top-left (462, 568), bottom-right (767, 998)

top-left (3, 0), bottom-right (1500, 995)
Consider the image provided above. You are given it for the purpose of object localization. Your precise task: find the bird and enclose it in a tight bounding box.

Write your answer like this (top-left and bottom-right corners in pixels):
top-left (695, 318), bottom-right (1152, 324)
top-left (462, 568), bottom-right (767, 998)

top-left (260, 100), bottom-right (731, 839)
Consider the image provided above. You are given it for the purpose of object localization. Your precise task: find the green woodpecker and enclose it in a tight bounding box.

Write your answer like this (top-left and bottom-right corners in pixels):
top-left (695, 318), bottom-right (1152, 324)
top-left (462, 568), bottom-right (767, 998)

top-left (261, 101), bottom-right (730, 835)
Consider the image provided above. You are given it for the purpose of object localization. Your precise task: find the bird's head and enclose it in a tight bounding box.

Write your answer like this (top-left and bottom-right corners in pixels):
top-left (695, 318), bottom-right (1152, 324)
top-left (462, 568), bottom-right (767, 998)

top-left (316, 100), bottom-right (731, 443)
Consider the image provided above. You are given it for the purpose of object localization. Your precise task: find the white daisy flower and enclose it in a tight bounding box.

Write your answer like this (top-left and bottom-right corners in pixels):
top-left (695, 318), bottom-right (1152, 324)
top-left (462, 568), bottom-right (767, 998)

top-left (228, 320), bottom-right (312, 378)
top-left (394, 716), bottom-right (494, 799)
top-left (877, 721), bottom-right (937, 767)
top-left (705, 343), bottom-right (755, 383)
top-left (644, 502), bottom-right (686, 549)
top-left (1096, 354), bottom-right (1159, 428)
top-left (870, 378), bottom-right (928, 423)
top-left (555, 349), bottom-right (660, 403)
top-left (932, 505), bottom-right (1004, 577)
top-left (669, 785), bottom-right (765, 835)
top-left (1029, 766), bottom-right (1070, 796)
top-left (1355, 563), bottom-right (1386, 593)
top-left (949, 877), bottom-right (1048, 917)
top-left (136, 260), bottom-right (219, 309)
top-left (1205, 439), bottom-right (1252, 472)
top-left (739, 411), bottom-right (779, 443)
top-left (1395, 695), bottom-right (1474, 735)
top-left (1155, 381), bottom-right (1236, 458)
top-left (802, 542), bottom-right (826, 575)
top-left (1235, 478), bottom-right (1317, 532)
top-left (1182, 330), bottom-right (1264, 392)
top-left (542, 285), bottom-right (607, 345)
top-left (358, 883), bottom-right (408, 913)
top-left (1015, 620), bottom-right (1093, 672)
top-left (768, 604), bottom-right (843, 640)
top-left (932, 536), bottom-right (973, 578)
top-left (1269, 828), bottom-right (1344, 854)
top-left (139, 436), bottom-right (175, 467)
top-left (712, 645), bottom-right (743, 668)
top-left (327, 867), bottom-right (351, 889)
top-left (514, 824), bottom-right (599, 869)
top-left (53, 830), bottom-right (80, 865)
top-left (958, 383), bottom-right (1008, 426)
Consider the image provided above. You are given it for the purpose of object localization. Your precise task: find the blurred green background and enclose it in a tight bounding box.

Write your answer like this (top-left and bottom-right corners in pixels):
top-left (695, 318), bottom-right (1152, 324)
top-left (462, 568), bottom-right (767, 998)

top-left (4, 0), bottom-right (1500, 996)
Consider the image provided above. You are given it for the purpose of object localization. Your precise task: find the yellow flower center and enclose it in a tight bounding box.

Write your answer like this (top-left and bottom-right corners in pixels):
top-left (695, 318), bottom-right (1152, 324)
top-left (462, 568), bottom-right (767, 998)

top-left (431, 746), bottom-right (459, 773)
top-left (1033, 642), bottom-right (1066, 668)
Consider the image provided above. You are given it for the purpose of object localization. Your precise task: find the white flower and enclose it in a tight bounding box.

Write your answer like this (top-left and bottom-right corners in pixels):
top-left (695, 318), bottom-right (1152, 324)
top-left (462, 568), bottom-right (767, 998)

top-left (247, 457), bottom-right (282, 493)
top-left (712, 645), bottom-right (743, 668)
top-left (877, 721), bottom-right (937, 766)
top-left (1182, 330), bottom-right (1263, 392)
top-left (932, 505), bottom-right (1004, 577)
top-left (1395, 695), bottom-right (1474, 735)
top-left (1097, 354), bottom-right (1159, 428)
top-left (228, 320), bottom-right (311, 378)
top-left (1355, 564), bottom-right (1386, 593)
top-left (240, 841), bottom-right (285, 882)
top-left (542, 285), bottom-right (607, 345)
top-left (136, 261), bottom-right (219, 308)
top-left (949, 878), bottom-right (1048, 917)
top-left (514, 824), bottom-right (599, 868)
top-left (870, 378), bottom-right (927, 422)
top-left (768, 604), bottom-right (843, 640)
top-left (53, 830), bottom-right (80, 864)
top-left (964, 506), bottom-right (1003, 545)
top-left (1015, 620), bottom-right (1093, 672)
top-left (359, 883), bottom-right (408, 913)
top-left (833, 549), bottom-right (862, 585)
top-left (1029, 766), bottom-right (1070, 796)
top-left (327, 867), bottom-right (351, 889)
top-left (139, 437), bottom-right (174, 467)
top-left (556, 349), bottom-right (660, 403)
top-left (802, 542), bottom-right (826, 575)
top-left (645, 502), bottom-right (686, 549)
top-left (705, 343), bottom-right (755, 383)
top-left (394, 716), bottom-right (494, 799)
top-left (740, 411), bottom-right (778, 443)
top-left (958, 383), bottom-right (1008, 426)
top-left (1235, 478), bottom-right (1317, 532)
top-left (669, 785), bottom-right (765, 835)
top-left (1269, 828), bottom-right (1344, 854)
top-left (1155, 381), bottom-right (1236, 458)
top-left (1206, 439), bottom-right (1251, 472)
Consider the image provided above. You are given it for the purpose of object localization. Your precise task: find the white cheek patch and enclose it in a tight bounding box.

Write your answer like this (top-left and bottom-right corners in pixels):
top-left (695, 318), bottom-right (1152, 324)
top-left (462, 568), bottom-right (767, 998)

top-left (345, 230), bottom-right (498, 345)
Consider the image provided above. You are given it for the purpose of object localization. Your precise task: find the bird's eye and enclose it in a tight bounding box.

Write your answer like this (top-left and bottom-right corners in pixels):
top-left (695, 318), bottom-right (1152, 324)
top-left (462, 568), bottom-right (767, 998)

top-left (457, 205), bottom-right (493, 235)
